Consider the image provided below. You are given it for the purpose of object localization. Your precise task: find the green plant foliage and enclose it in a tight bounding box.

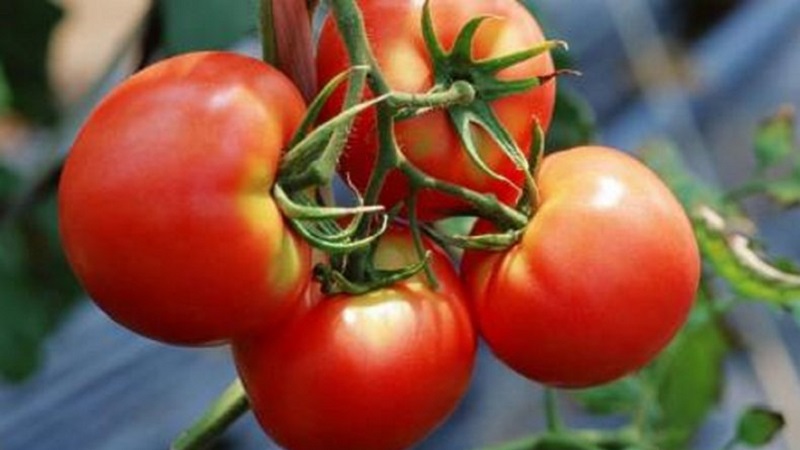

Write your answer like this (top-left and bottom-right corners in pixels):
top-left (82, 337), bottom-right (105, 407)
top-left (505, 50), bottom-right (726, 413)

top-left (0, 62), bottom-right (11, 115)
top-left (0, 170), bottom-right (81, 383)
top-left (640, 142), bottom-right (800, 308)
top-left (724, 108), bottom-right (800, 207)
top-left (759, 175), bottom-right (800, 207)
top-left (754, 108), bottom-right (795, 172)
top-left (572, 377), bottom-right (642, 417)
top-left (0, 165), bottom-right (16, 203)
top-left (482, 434), bottom-right (604, 450)
top-left (734, 407), bottom-right (784, 447)
top-left (481, 436), bottom-right (539, 450)
top-left (158, 0), bottom-right (259, 55)
top-left (693, 215), bottom-right (800, 306)
top-left (0, 0), bottom-right (62, 124)
top-left (750, 108), bottom-right (800, 206)
top-left (646, 300), bottom-right (729, 448)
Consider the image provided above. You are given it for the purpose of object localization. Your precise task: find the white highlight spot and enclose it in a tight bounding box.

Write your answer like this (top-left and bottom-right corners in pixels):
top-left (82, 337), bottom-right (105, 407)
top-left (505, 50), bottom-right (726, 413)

top-left (592, 176), bottom-right (625, 209)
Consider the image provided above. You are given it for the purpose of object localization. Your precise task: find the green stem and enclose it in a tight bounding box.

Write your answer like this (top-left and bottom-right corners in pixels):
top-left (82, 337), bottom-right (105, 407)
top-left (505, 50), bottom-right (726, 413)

top-left (171, 380), bottom-right (249, 450)
top-left (344, 113), bottom-right (396, 281)
top-left (407, 190), bottom-right (439, 289)
top-left (391, 80), bottom-right (476, 115)
top-left (328, 0), bottom-right (390, 94)
top-left (724, 179), bottom-right (769, 202)
top-left (633, 376), bottom-right (657, 443)
top-left (400, 159), bottom-right (528, 230)
top-left (279, 70), bottom-right (372, 190)
top-left (544, 388), bottom-right (564, 434)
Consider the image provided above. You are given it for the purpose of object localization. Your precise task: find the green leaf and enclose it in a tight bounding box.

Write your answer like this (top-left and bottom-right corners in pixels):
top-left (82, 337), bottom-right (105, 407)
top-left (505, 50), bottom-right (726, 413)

top-left (693, 206), bottom-right (800, 306)
top-left (0, 0), bottom-right (62, 124)
top-left (0, 164), bottom-right (19, 206)
top-left (0, 194), bottom-right (81, 383)
top-left (481, 436), bottom-right (538, 450)
top-left (530, 437), bottom-right (602, 450)
top-left (735, 407), bottom-right (784, 447)
top-left (545, 87), bottom-right (597, 152)
top-left (573, 377), bottom-right (643, 416)
top-left (481, 435), bottom-right (603, 450)
top-left (647, 298), bottom-right (729, 449)
top-left (448, 104), bottom-right (525, 186)
top-left (754, 108), bottom-right (795, 172)
top-left (761, 171), bottom-right (800, 207)
top-left (0, 61), bottom-right (12, 115)
top-left (640, 142), bottom-right (800, 309)
top-left (158, 0), bottom-right (258, 55)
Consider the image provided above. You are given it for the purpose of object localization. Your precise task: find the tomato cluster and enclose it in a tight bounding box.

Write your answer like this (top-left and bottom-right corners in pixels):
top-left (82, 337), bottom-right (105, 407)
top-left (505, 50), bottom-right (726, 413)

top-left (57, 0), bottom-right (700, 448)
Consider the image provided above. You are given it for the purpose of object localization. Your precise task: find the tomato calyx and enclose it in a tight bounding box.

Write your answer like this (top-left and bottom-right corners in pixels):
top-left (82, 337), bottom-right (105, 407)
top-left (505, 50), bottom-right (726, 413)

top-left (312, 250), bottom-right (431, 296)
top-left (273, 0), bottom-right (562, 290)
top-left (421, 0), bottom-right (565, 184)
top-left (273, 184), bottom-right (390, 254)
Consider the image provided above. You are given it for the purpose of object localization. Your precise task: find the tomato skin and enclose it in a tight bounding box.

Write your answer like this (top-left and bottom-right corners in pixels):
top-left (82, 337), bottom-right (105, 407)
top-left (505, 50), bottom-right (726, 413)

top-left (58, 52), bottom-right (311, 345)
top-left (316, 0), bottom-right (556, 220)
top-left (233, 228), bottom-right (476, 450)
top-left (462, 146), bottom-right (700, 388)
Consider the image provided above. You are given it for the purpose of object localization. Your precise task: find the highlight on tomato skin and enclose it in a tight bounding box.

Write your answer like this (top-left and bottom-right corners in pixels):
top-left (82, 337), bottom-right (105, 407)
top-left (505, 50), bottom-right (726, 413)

top-left (57, 51), bottom-right (313, 346)
top-left (232, 227), bottom-right (477, 450)
top-left (316, 0), bottom-right (557, 221)
top-left (462, 145), bottom-right (701, 388)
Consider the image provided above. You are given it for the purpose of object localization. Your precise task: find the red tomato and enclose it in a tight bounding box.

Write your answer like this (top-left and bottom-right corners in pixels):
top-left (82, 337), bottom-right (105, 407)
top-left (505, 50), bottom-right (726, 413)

top-left (233, 227), bottom-right (476, 450)
top-left (58, 52), bottom-right (311, 346)
top-left (316, 0), bottom-right (556, 220)
top-left (462, 146), bottom-right (700, 388)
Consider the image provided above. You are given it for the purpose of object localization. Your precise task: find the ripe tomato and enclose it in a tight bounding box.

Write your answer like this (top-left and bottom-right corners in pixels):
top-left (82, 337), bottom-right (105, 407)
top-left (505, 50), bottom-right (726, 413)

top-left (233, 227), bottom-right (476, 450)
top-left (58, 52), bottom-right (311, 346)
top-left (462, 146), bottom-right (700, 388)
top-left (316, 0), bottom-right (556, 220)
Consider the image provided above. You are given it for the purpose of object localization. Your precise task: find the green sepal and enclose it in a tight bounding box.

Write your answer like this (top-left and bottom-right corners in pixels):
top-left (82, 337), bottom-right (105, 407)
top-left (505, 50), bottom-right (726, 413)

top-left (421, 0), bottom-right (563, 101)
top-left (421, 0), bottom-right (446, 61)
top-left (448, 103), bottom-right (526, 185)
top-left (279, 68), bottom-right (385, 191)
top-left (516, 120), bottom-right (545, 214)
top-left (287, 65), bottom-right (370, 150)
top-left (476, 40), bottom-right (567, 75)
top-left (448, 15), bottom-right (497, 65)
top-left (289, 213), bottom-right (388, 255)
top-left (314, 251), bottom-right (431, 296)
top-left (273, 183), bottom-right (383, 221)
top-left (419, 0), bottom-right (563, 193)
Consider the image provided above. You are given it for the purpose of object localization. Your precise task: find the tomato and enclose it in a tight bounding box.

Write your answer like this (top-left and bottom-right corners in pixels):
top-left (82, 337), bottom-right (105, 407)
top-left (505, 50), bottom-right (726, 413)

top-left (58, 52), bottom-right (311, 346)
top-left (316, 0), bottom-right (556, 220)
top-left (462, 146), bottom-right (700, 388)
top-left (233, 227), bottom-right (476, 450)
